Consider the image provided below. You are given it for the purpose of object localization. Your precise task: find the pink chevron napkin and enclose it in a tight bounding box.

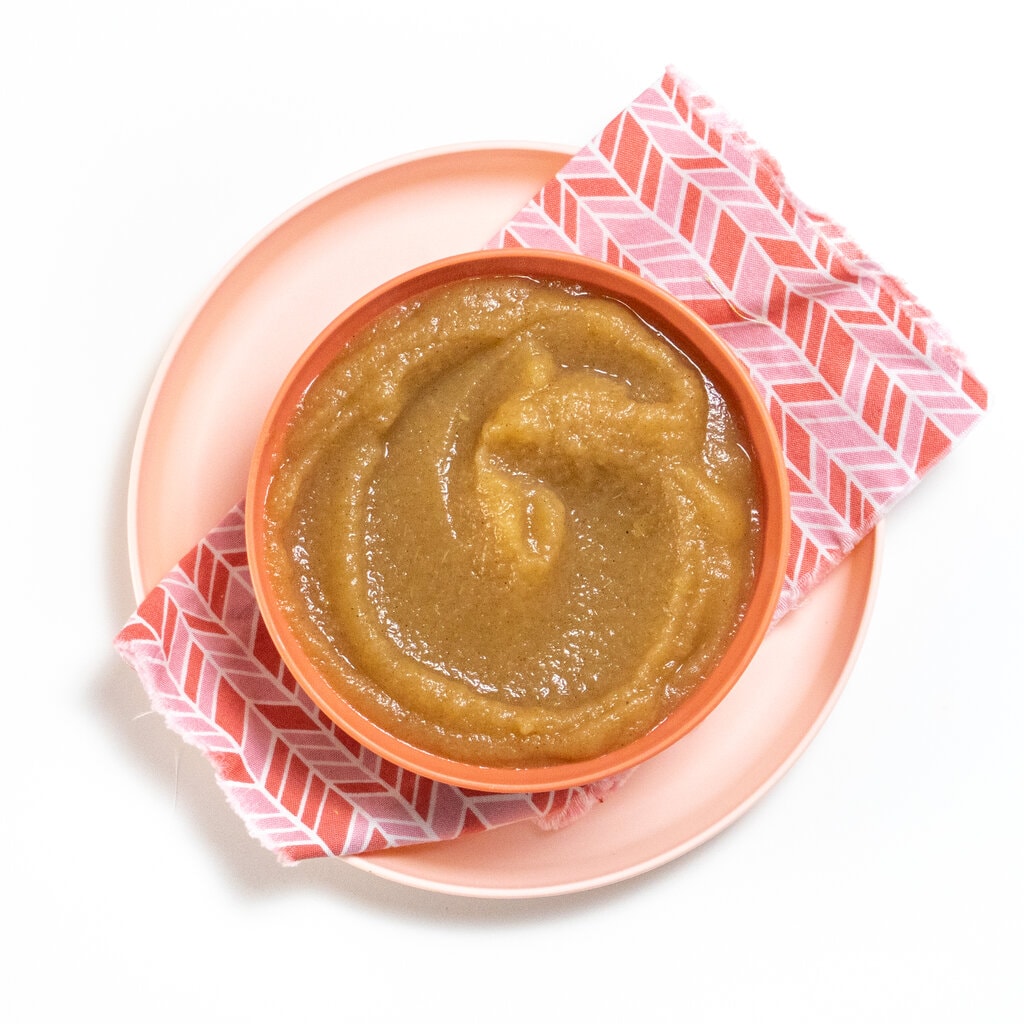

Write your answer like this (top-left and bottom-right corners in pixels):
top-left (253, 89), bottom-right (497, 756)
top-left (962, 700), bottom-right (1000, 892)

top-left (117, 505), bottom-right (624, 861)
top-left (491, 69), bottom-right (986, 614)
top-left (116, 67), bottom-right (986, 865)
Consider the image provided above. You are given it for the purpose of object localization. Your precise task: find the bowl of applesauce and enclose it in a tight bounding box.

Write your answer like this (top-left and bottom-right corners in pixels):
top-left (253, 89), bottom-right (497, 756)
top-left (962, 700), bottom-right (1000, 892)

top-left (246, 249), bottom-right (789, 792)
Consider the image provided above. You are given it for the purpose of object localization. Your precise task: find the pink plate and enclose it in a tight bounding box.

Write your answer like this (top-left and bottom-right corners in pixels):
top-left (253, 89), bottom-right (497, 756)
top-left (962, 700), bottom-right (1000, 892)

top-left (128, 143), bottom-right (882, 898)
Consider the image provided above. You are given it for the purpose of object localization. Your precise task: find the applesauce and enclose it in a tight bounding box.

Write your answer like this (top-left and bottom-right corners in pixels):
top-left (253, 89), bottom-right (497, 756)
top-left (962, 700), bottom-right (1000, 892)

top-left (261, 276), bottom-right (761, 768)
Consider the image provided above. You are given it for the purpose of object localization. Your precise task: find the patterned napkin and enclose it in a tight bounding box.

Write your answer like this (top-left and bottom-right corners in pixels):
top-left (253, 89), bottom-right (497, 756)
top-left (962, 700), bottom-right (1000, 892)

top-left (116, 67), bottom-right (986, 864)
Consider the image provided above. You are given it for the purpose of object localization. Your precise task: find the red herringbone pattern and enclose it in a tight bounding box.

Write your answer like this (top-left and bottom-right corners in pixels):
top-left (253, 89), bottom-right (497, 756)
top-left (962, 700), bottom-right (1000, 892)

top-left (117, 505), bottom-right (622, 863)
top-left (493, 69), bottom-right (985, 613)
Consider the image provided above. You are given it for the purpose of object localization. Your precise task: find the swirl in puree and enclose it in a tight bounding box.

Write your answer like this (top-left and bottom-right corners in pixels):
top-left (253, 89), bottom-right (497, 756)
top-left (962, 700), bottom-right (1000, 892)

top-left (262, 277), bottom-right (761, 767)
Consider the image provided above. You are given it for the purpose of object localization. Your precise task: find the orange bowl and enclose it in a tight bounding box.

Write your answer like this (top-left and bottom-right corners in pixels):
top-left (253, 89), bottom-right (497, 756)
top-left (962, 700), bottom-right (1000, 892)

top-left (246, 249), bottom-right (789, 792)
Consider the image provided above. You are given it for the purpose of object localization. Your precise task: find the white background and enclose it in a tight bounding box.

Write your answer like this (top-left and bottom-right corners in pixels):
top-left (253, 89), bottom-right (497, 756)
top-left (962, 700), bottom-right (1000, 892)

top-left (6, 1), bottom-right (1022, 1020)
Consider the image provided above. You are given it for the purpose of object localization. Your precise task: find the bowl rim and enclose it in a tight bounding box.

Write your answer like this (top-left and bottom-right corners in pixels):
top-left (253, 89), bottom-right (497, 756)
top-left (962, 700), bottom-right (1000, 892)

top-left (245, 248), bottom-right (790, 792)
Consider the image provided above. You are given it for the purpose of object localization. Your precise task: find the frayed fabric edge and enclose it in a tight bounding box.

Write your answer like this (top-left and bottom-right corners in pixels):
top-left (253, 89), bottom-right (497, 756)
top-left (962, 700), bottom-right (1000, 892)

top-left (535, 772), bottom-right (633, 832)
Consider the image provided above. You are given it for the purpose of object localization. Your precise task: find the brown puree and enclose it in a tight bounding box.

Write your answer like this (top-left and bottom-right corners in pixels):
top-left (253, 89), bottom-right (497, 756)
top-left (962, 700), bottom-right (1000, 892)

top-left (262, 276), bottom-right (762, 768)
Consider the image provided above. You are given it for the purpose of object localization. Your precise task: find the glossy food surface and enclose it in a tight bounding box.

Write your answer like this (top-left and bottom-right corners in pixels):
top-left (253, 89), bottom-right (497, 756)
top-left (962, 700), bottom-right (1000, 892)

top-left (262, 276), bottom-right (761, 766)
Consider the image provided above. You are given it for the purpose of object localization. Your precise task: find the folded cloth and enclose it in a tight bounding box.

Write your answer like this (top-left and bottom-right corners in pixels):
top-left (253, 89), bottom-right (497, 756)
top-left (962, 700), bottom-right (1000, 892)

top-left (116, 67), bottom-right (987, 865)
top-left (493, 68), bottom-right (987, 615)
